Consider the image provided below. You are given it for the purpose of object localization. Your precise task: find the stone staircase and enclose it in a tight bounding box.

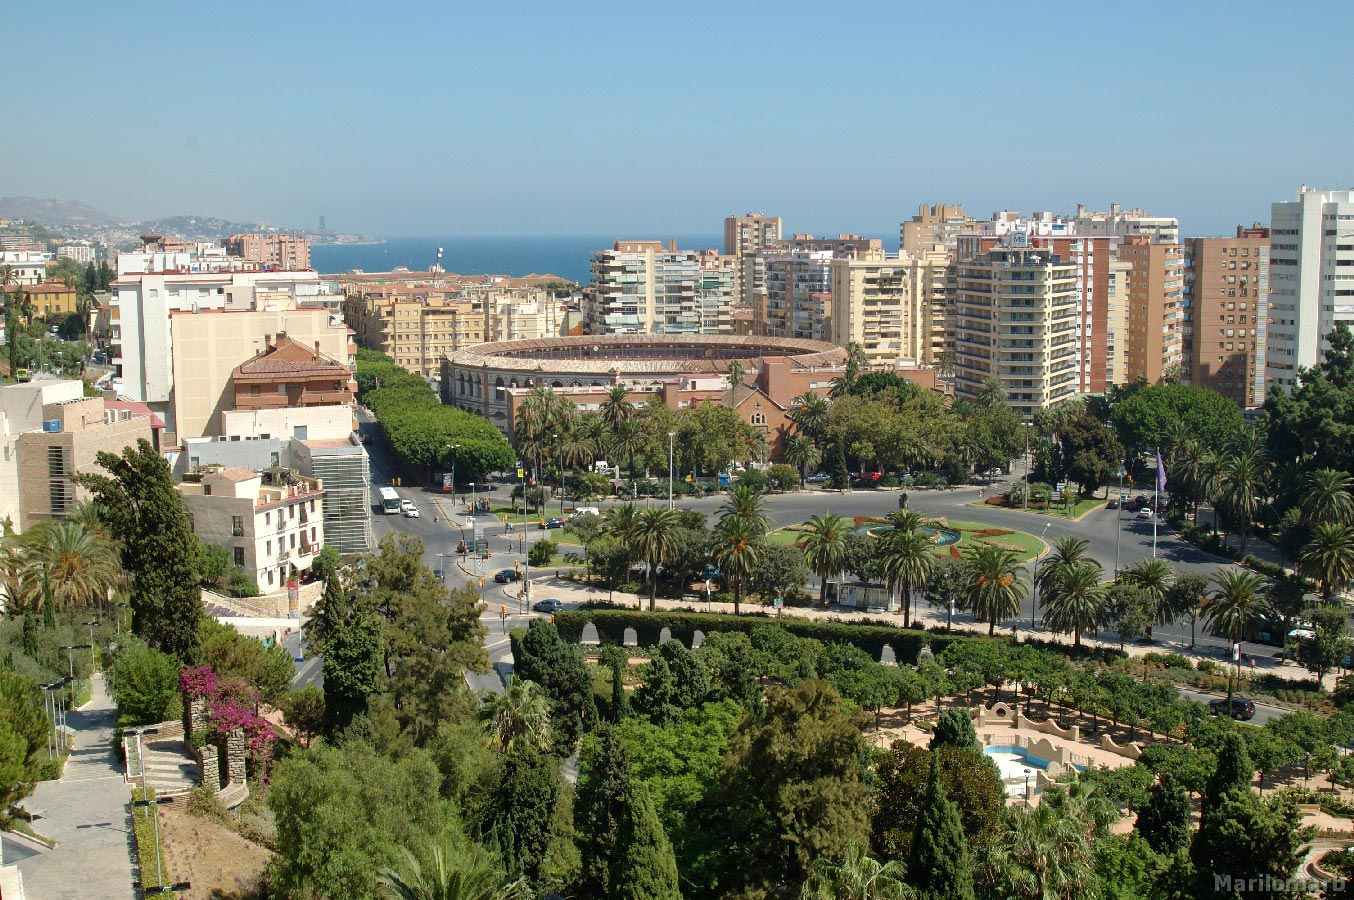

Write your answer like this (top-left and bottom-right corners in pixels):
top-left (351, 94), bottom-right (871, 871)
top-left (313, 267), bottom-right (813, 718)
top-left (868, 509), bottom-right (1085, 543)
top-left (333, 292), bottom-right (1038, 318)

top-left (123, 722), bottom-right (198, 797)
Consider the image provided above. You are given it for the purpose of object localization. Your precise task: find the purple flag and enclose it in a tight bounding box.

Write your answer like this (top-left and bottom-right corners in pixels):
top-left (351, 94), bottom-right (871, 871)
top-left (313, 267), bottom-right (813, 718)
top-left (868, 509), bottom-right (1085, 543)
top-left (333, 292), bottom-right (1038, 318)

top-left (1155, 450), bottom-right (1168, 494)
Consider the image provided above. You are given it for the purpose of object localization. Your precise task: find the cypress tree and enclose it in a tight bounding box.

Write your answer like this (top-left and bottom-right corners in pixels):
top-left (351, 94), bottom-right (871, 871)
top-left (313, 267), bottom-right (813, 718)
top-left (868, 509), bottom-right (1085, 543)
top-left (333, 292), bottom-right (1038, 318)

top-left (929, 708), bottom-right (979, 752)
top-left (487, 747), bottom-right (562, 888)
top-left (1203, 731), bottom-right (1253, 813)
top-left (1136, 775), bottom-right (1192, 855)
top-left (321, 593), bottom-right (382, 736)
top-left (575, 728), bottom-right (632, 898)
top-left (907, 754), bottom-right (975, 900)
top-left (613, 781), bottom-right (681, 900)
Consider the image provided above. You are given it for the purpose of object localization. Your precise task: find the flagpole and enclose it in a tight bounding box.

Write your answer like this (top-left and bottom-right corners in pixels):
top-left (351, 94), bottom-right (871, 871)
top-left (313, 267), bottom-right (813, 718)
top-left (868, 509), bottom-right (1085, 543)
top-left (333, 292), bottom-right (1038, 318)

top-left (1152, 448), bottom-right (1162, 559)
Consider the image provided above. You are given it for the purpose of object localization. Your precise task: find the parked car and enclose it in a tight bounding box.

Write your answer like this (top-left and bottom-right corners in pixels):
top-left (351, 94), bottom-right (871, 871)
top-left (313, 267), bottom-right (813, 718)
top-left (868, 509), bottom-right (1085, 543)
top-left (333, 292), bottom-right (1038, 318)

top-left (805, 473), bottom-right (830, 484)
top-left (985, 467), bottom-right (1003, 478)
top-left (494, 569), bottom-right (522, 584)
top-left (401, 500), bottom-right (420, 518)
top-left (1210, 696), bottom-right (1256, 721)
top-left (533, 598), bottom-right (565, 613)
top-left (543, 517), bottom-right (565, 529)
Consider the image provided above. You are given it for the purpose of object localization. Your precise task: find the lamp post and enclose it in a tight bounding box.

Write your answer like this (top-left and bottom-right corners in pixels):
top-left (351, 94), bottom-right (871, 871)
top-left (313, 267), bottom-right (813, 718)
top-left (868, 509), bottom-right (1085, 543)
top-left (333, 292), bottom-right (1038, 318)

top-left (667, 431), bottom-right (676, 511)
top-left (1030, 522), bottom-right (1053, 630)
top-left (469, 482), bottom-right (476, 517)
top-left (554, 433), bottom-right (564, 520)
top-left (83, 621), bottom-right (99, 673)
top-left (446, 443), bottom-right (461, 503)
top-left (1113, 466), bottom-right (1126, 575)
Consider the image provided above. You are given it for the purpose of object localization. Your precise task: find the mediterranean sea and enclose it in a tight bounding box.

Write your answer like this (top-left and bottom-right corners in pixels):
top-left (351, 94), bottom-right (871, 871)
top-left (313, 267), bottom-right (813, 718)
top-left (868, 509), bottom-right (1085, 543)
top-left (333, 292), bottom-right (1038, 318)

top-left (312, 235), bottom-right (722, 287)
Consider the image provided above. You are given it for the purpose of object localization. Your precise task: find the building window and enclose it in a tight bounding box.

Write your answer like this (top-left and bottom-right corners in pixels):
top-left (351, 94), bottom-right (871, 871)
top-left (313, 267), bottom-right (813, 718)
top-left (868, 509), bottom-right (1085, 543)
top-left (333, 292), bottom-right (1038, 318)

top-left (266, 540), bottom-right (272, 557)
top-left (233, 547), bottom-right (245, 567)
top-left (231, 515), bottom-right (244, 537)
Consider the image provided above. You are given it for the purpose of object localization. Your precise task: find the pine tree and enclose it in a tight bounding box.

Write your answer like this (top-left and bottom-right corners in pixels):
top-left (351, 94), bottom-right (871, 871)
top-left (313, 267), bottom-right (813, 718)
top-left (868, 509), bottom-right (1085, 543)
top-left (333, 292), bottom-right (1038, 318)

top-left (1136, 776), bottom-right (1192, 855)
top-left (613, 781), bottom-right (681, 900)
top-left (907, 754), bottom-right (975, 900)
top-left (575, 728), bottom-right (632, 898)
top-left (74, 440), bottom-right (203, 662)
top-left (929, 708), bottom-right (979, 752)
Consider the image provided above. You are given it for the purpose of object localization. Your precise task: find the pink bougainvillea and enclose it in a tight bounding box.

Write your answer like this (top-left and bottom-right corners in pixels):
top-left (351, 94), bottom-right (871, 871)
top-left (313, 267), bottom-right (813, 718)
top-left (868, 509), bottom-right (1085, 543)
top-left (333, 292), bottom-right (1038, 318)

top-left (180, 665), bottom-right (275, 753)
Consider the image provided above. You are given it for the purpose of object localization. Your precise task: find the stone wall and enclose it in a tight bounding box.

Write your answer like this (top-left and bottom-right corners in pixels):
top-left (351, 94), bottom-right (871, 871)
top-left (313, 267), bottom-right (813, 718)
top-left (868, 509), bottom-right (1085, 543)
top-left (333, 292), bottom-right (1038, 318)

top-left (226, 728), bottom-right (247, 785)
top-left (199, 745), bottom-right (221, 792)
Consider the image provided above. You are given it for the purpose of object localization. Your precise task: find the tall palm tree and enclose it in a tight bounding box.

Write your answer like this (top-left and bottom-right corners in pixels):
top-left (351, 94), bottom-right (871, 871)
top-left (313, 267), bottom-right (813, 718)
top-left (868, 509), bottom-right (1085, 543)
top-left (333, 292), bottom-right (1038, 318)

top-left (1041, 561), bottom-right (1107, 649)
top-left (0, 541), bottom-right (36, 615)
top-left (800, 512), bottom-right (848, 607)
top-left (983, 782), bottom-right (1112, 900)
top-left (379, 838), bottom-right (531, 900)
top-left (800, 843), bottom-right (909, 900)
top-left (1119, 558), bottom-right (1175, 634)
top-left (1300, 523), bottom-right (1354, 601)
top-left (882, 508), bottom-right (926, 535)
top-left (829, 342), bottom-right (867, 398)
top-left (598, 384), bottom-right (634, 432)
top-left (788, 392), bottom-right (830, 442)
top-left (713, 517), bottom-right (762, 615)
top-left (963, 545), bottom-right (1027, 636)
top-left (784, 435), bottom-right (822, 486)
top-left (975, 376), bottom-right (1007, 408)
top-left (1035, 536), bottom-right (1090, 596)
top-left (632, 507), bottom-right (680, 611)
top-left (603, 502), bottom-right (640, 569)
top-left (1301, 468), bottom-right (1354, 528)
top-left (880, 529), bottom-right (935, 628)
top-left (1203, 569), bottom-right (1270, 706)
top-left (24, 521), bottom-right (119, 613)
top-left (1216, 451), bottom-right (1267, 555)
top-left (482, 677), bottom-right (552, 755)
top-left (725, 359), bottom-right (747, 391)
top-left (718, 484), bottom-right (772, 537)
top-left (609, 418), bottom-right (646, 480)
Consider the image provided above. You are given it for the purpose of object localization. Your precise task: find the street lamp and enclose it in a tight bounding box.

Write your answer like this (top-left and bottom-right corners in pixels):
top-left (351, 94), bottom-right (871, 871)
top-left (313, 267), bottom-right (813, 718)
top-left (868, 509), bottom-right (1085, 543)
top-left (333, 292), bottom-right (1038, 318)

top-left (1030, 522), bottom-right (1053, 630)
top-left (667, 431), bottom-right (676, 511)
top-left (554, 433), bottom-right (564, 520)
top-left (1113, 466), bottom-right (1126, 575)
top-left (445, 443), bottom-right (461, 502)
top-left (83, 621), bottom-right (99, 673)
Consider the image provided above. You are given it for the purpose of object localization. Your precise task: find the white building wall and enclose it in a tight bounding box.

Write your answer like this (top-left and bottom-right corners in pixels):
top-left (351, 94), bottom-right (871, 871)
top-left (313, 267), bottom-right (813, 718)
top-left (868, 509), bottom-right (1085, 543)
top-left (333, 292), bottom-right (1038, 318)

top-left (220, 405), bottom-right (354, 442)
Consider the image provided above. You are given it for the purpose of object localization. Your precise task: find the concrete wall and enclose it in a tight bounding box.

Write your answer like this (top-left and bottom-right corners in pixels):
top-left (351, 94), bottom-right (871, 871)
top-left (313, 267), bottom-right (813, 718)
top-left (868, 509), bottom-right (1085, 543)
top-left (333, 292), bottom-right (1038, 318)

top-left (220, 405), bottom-right (353, 441)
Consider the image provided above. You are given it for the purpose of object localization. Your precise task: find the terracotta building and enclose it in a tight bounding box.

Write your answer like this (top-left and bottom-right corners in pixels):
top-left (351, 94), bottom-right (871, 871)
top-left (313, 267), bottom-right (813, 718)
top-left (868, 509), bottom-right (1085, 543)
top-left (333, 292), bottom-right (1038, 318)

top-left (231, 336), bottom-right (355, 412)
top-left (1183, 227), bottom-right (1270, 407)
top-left (225, 233), bottom-right (311, 270)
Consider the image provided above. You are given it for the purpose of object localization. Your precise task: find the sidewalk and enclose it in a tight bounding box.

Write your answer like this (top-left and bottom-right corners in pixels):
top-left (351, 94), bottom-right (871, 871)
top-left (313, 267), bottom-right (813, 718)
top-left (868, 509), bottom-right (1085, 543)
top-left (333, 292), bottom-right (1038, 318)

top-left (16, 673), bottom-right (136, 899)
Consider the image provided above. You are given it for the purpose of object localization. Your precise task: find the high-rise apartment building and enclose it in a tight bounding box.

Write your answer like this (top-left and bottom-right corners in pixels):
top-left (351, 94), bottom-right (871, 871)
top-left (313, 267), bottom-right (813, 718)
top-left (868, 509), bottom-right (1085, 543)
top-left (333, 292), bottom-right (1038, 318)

top-left (764, 251), bottom-right (834, 341)
top-left (585, 240), bottom-right (724, 335)
top-left (829, 249), bottom-right (952, 369)
top-left (1105, 257), bottom-right (1133, 389)
top-left (954, 246), bottom-right (1081, 419)
top-left (1267, 186), bottom-right (1354, 392)
top-left (697, 251), bottom-right (738, 335)
top-left (723, 213), bottom-right (782, 257)
top-left (901, 204), bottom-right (974, 255)
top-left (1073, 203), bottom-right (1180, 244)
top-left (1183, 228), bottom-right (1270, 407)
top-left (225, 233), bottom-right (312, 269)
top-left (1119, 235), bottom-right (1185, 383)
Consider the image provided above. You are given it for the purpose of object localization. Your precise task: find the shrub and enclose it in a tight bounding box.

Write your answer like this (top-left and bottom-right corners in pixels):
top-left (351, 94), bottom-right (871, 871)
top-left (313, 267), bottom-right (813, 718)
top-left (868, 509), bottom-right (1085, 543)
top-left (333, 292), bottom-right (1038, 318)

top-left (737, 468), bottom-right (768, 492)
top-left (1243, 555), bottom-right (1286, 579)
top-left (528, 539), bottom-right (557, 568)
top-left (880, 474), bottom-right (900, 488)
top-left (109, 641), bottom-right (182, 727)
top-left (914, 472), bottom-right (948, 489)
top-left (766, 464), bottom-right (800, 493)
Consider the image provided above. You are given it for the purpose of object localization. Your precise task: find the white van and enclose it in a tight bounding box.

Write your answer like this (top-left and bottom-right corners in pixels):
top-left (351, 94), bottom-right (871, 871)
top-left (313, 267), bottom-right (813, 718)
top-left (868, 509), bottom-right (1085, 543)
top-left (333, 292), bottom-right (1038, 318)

top-left (570, 507), bottom-right (600, 518)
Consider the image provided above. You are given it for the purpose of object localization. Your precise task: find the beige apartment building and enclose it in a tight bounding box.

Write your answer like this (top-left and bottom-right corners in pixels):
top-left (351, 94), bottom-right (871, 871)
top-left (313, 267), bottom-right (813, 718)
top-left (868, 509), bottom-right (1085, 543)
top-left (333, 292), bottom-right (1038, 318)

top-left (225, 233), bottom-right (312, 269)
top-left (901, 204), bottom-right (974, 255)
top-left (178, 467), bottom-right (325, 593)
top-left (830, 251), bottom-right (952, 369)
top-left (723, 213), bottom-right (782, 257)
top-left (16, 396), bottom-right (155, 530)
top-left (764, 251), bottom-right (834, 341)
top-left (954, 247), bottom-right (1081, 419)
top-left (1120, 235), bottom-right (1186, 383)
top-left (169, 297), bottom-right (355, 441)
top-left (1105, 257), bottom-right (1133, 388)
top-left (1183, 228), bottom-right (1270, 407)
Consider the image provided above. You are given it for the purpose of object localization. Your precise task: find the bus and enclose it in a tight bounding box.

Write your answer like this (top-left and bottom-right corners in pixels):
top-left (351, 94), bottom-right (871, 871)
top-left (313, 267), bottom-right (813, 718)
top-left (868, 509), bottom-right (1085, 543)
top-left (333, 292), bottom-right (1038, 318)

top-left (378, 486), bottom-right (401, 514)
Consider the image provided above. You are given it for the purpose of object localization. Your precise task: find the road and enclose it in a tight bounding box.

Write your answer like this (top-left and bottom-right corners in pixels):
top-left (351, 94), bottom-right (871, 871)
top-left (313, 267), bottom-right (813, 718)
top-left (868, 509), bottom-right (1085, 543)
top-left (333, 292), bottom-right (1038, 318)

top-left (1176, 688), bottom-right (1286, 728)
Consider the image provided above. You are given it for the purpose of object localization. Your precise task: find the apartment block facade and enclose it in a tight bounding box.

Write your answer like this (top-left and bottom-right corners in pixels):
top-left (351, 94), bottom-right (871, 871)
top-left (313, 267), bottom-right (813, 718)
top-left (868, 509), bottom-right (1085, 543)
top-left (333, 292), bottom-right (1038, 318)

top-left (1266, 186), bottom-right (1354, 392)
top-left (1072, 203), bottom-right (1180, 244)
top-left (954, 247), bottom-right (1082, 419)
top-left (1119, 235), bottom-right (1186, 383)
top-left (723, 213), bottom-right (782, 258)
top-left (178, 467), bottom-right (325, 592)
top-left (763, 251), bottom-right (833, 341)
top-left (585, 240), bottom-right (732, 336)
top-left (1182, 229), bottom-right (1270, 407)
top-left (225, 233), bottom-right (312, 270)
top-left (901, 204), bottom-right (974, 255)
top-left (829, 252), bottom-right (946, 369)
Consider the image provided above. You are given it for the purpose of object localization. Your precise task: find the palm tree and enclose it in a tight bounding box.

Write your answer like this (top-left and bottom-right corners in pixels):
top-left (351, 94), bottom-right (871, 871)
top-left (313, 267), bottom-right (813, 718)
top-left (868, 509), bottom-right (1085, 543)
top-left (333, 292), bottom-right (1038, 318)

top-left (713, 517), bottom-right (762, 615)
top-left (718, 484), bottom-right (772, 537)
top-left (1041, 561), bottom-right (1107, 649)
top-left (1203, 569), bottom-right (1270, 706)
top-left (1300, 523), bottom-right (1354, 601)
top-left (379, 837), bottom-right (531, 900)
top-left (983, 782), bottom-right (1111, 900)
top-left (598, 384), bottom-right (634, 432)
top-left (975, 376), bottom-right (1007, 408)
top-left (1216, 451), bottom-right (1267, 555)
top-left (880, 529), bottom-right (935, 629)
top-left (602, 502), bottom-right (641, 574)
top-left (482, 677), bottom-right (552, 755)
top-left (800, 512), bottom-right (849, 607)
top-left (788, 392), bottom-right (830, 442)
top-left (0, 541), bottom-right (36, 615)
top-left (784, 435), bottom-right (822, 486)
top-left (609, 418), bottom-right (646, 481)
top-left (725, 359), bottom-right (747, 391)
top-left (1301, 468), bottom-right (1354, 528)
top-left (800, 843), bottom-right (909, 900)
top-left (1035, 536), bottom-right (1090, 596)
top-left (24, 521), bottom-right (119, 613)
top-left (632, 507), bottom-right (680, 611)
top-left (829, 342), bottom-right (867, 398)
top-left (1119, 558), bottom-right (1174, 635)
top-left (963, 545), bottom-right (1027, 636)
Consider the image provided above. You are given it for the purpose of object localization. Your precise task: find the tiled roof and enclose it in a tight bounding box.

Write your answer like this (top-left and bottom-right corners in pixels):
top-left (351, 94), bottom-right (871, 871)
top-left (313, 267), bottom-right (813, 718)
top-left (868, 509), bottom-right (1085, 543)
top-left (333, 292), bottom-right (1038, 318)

top-left (233, 336), bottom-right (351, 380)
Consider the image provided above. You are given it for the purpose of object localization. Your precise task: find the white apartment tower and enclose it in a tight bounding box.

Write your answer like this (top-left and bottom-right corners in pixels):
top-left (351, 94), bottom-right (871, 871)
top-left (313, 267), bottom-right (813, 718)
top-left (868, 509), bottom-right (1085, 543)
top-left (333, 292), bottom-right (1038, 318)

top-left (1266, 186), bottom-right (1354, 391)
top-left (586, 240), bottom-right (732, 335)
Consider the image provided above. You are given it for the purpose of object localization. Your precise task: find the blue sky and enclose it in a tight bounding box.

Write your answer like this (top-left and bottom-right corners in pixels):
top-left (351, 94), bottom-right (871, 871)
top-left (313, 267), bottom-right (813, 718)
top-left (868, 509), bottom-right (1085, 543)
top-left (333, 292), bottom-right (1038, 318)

top-left (4, 0), bottom-right (1351, 238)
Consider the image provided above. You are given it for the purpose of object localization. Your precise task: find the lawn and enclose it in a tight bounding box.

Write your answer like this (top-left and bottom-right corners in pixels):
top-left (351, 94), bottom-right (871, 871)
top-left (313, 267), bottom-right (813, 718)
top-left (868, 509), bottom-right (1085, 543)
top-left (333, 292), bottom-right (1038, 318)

top-left (766, 519), bottom-right (1045, 562)
top-left (767, 526), bottom-right (806, 547)
top-left (970, 495), bottom-right (1107, 521)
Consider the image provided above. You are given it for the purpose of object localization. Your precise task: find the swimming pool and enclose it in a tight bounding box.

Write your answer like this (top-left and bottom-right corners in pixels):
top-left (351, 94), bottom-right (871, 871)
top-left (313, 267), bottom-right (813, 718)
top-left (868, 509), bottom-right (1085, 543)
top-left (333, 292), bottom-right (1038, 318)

top-left (984, 744), bottom-right (1082, 796)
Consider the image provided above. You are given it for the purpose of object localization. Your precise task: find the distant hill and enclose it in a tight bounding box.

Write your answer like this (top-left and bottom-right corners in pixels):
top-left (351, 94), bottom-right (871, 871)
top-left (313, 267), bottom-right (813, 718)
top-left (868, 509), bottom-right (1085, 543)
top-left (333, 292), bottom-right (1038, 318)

top-left (134, 215), bottom-right (260, 239)
top-left (0, 196), bottom-right (121, 229)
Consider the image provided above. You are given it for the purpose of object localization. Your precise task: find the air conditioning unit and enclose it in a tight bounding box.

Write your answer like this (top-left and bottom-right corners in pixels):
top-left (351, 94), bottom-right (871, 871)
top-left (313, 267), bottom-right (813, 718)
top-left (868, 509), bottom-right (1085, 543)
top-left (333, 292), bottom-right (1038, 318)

top-left (42, 419), bottom-right (61, 433)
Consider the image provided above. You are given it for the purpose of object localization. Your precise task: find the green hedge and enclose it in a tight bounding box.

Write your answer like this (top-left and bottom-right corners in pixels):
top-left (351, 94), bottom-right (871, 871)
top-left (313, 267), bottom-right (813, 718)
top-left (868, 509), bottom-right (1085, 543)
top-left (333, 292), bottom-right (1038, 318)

top-left (554, 608), bottom-right (983, 663)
